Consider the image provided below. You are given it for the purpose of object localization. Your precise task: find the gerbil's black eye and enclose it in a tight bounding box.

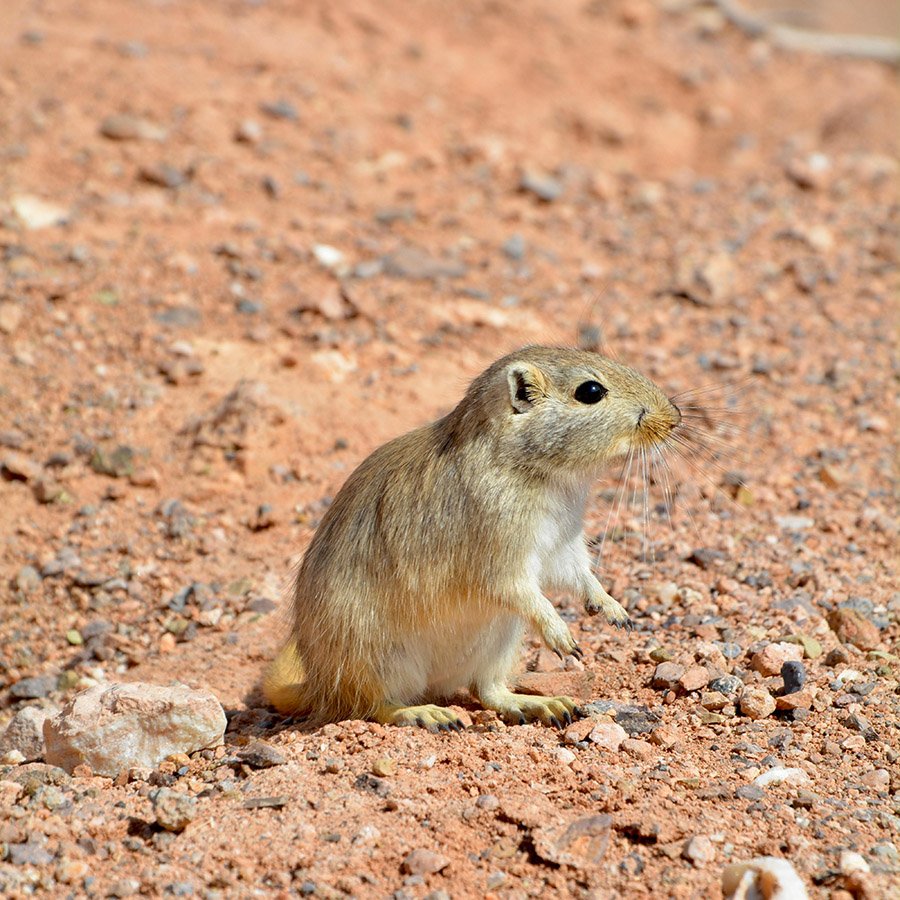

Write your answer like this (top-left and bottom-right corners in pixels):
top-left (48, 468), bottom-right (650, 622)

top-left (574, 380), bottom-right (607, 404)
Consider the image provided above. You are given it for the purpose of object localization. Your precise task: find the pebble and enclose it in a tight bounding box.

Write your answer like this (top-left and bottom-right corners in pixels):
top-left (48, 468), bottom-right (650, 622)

top-left (682, 834), bottom-right (714, 866)
top-left (401, 849), bottom-right (449, 876)
top-left (0, 705), bottom-right (55, 761)
top-left (651, 662), bottom-right (685, 689)
top-left (502, 234), bottom-right (526, 260)
top-left (588, 722), bottom-right (628, 751)
top-left (259, 99), bottom-right (299, 120)
top-left (780, 660), bottom-right (806, 694)
top-left (775, 689), bottom-right (813, 711)
top-left (0, 300), bottom-right (24, 334)
top-left (14, 565), bottom-right (41, 594)
top-left (775, 515), bottom-right (815, 531)
top-left (519, 169), bottom-right (564, 202)
top-left (371, 757), bottom-right (397, 777)
top-left (8, 841), bottom-right (54, 866)
top-left (751, 643), bottom-right (804, 677)
top-left (382, 246), bottom-right (467, 281)
top-left (859, 769), bottom-right (890, 791)
top-left (44, 682), bottom-right (226, 776)
top-left (826, 608), bottom-right (881, 650)
top-left (621, 738), bottom-right (654, 760)
top-left (237, 741), bottom-right (286, 769)
top-left (739, 687), bottom-right (775, 720)
top-left (649, 725), bottom-right (679, 748)
top-left (152, 787), bottom-right (197, 832)
top-left (99, 113), bottom-right (166, 141)
top-left (679, 665), bottom-right (710, 692)
top-left (10, 195), bottom-right (70, 229)
top-left (235, 119), bottom-right (263, 144)
top-left (709, 675), bottom-right (743, 698)
top-left (9, 674), bottom-right (57, 700)
top-left (753, 767), bottom-right (810, 788)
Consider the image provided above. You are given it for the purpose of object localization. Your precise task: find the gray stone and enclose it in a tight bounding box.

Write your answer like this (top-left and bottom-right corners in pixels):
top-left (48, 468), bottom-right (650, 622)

top-left (9, 675), bottom-right (57, 700)
top-left (0, 705), bottom-right (56, 761)
top-left (152, 788), bottom-right (197, 833)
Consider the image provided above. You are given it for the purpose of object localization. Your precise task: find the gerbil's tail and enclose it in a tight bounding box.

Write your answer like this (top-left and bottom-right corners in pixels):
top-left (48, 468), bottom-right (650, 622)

top-left (263, 641), bottom-right (312, 716)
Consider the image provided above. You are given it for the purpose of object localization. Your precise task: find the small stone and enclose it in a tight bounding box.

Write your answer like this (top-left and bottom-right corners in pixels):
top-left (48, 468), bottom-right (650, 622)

top-left (235, 119), bottom-right (263, 143)
top-left (781, 634), bottom-right (823, 659)
top-left (237, 741), bottom-right (286, 769)
top-left (739, 687), bottom-right (775, 720)
top-left (722, 857), bottom-right (809, 899)
top-left (687, 548), bottom-right (725, 570)
top-left (679, 665), bottom-right (710, 692)
top-left (621, 738), bottom-right (654, 760)
top-left (775, 515), bottom-right (815, 531)
top-left (152, 787), bottom-right (197, 832)
top-left (827, 608), bottom-right (881, 651)
top-left (700, 691), bottom-right (729, 711)
top-left (44, 682), bottom-right (226, 776)
top-left (775, 689), bottom-right (813, 711)
top-left (587, 722), bottom-right (628, 751)
top-left (382, 245), bottom-right (467, 281)
top-left (651, 662), bottom-right (685, 689)
top-left (0, 706), bottom-right (55, 761)
top-left (139, 163), bottom-right (187, 188)
top-left (824, 646), bottom-right (851, 666)
top-left (859, 769), bottom-right (890, 791)
top-left (553, 747), bottom-right (577, 765)
top-left (9, 840), bottom-right (54, 866)
top-left (519, 169), bottom-right (564, 202)
top-left (15, 565), bottom-right (41, 593)
top-left (785, 152), bottom-right (831, 190)
top-left (753, 767), bottom-right (810, 788)
top-left (1, 450), bottom-right (42, 481)
top-left (648, 646), bottom-right (674, 662)
top-left (751, 643), bottom-right (804, 677)
top-left (562, 718), bottom-right (595, 744)
top-left (99, 114), bottom-right (166, 141)
top-left (476, 794), bottom-right (499, 811)
top-left (259, 99), bottom-right (298, 121)
top-left (371, 757), bottom-right (396, 777)
top-left (502, 234), bottom-right (526, 260)
top-left (108, 878), bottom-right (141, 898)
top-left (0, 300), bottom-right (24, 334)
top-left (312, 244), bottom-right (345, 271)
top-left (10, 195), bottom-right (70, 229)
top-left (401, 849), bottom-right (449, 876)
top-left (683, 835), bottom-right (714, 866)
top-left (780, 660), bottom-right (806, 694)
top-left (10, 674), bottom-right (57, 700)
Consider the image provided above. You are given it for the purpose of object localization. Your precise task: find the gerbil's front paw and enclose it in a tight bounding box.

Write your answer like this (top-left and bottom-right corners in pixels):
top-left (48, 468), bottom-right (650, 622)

top-left (540, 617), bottom-right (582, 660)
top-left (584, 591), bottom-right (633, 631)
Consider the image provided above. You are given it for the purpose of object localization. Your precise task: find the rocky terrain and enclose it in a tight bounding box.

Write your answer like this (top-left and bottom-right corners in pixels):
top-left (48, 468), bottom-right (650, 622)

top-left (0, 0), bottom-right (898, 897)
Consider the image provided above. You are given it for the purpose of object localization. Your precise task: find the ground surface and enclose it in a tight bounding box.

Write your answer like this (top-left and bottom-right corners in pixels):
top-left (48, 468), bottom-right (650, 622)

top-left (0, 1), bottom-right (898, 898)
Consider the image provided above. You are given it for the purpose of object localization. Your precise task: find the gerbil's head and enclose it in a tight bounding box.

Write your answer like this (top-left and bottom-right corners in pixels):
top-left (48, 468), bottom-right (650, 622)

top-left (456, 346), bottom-right (681, 479)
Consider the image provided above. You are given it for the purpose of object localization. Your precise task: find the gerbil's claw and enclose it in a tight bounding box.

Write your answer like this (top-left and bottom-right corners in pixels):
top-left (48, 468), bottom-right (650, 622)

top-left (563, 710), bottom-right (573, 726)
top-left (553, 648), bottom-right (564, 660)
top-left (549, 716), bottom-right (562, 730)
top-left (624, 618), bottom-right (634, 631)
top-left (572, 644), bottom-right (584, 660)
top-left (517, 713), bottom-right (526, 726)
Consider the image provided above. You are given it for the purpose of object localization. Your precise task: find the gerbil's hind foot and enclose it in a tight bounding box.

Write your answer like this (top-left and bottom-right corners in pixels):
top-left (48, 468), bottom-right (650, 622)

top-left (584, 587), bottom-right (633, 630)
top-left (482, 692), bottom-right (578, 729)
top-left (374, 703), bottom-right (465, 733)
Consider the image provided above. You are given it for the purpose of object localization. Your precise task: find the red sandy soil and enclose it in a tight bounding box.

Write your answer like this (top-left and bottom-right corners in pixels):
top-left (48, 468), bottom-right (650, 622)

top-left (0, 0), bottom-right (897, 897)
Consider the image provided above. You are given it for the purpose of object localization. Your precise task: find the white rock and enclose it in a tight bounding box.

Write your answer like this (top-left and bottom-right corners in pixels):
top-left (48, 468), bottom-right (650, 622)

top-left (0, 705), bottom-right (56, 762)
top-left (722, 856), bottom-right (808, 899)
top-left (44, 682), bottom-right (226, 776)
top-left (10, 195), bottom-right (70, 230)
top-left (312, 244), bottom-right (345, 270)
top-left (588, 721), bottom-right (628, 751)
top-left (753, 767), bottom-right (810, 789)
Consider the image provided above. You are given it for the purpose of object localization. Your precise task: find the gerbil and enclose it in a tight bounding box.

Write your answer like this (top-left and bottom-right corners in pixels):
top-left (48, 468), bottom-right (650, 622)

top-left (265, 346), bottom-right (681, 730)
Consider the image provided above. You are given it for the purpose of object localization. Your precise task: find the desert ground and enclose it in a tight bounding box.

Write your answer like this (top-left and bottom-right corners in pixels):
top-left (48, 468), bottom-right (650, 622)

top-left (0, 0), bottom-right (898, 897)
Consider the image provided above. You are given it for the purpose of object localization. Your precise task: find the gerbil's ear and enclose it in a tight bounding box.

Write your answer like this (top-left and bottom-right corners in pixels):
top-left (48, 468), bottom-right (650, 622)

top-left (507, 363), bottom-right (543, 414)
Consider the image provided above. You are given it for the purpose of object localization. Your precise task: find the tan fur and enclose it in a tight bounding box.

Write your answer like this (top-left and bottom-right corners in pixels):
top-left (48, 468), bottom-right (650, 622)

top-left (264, 346), bottom-right (681, 729)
